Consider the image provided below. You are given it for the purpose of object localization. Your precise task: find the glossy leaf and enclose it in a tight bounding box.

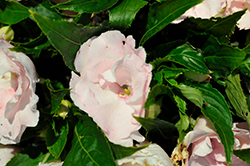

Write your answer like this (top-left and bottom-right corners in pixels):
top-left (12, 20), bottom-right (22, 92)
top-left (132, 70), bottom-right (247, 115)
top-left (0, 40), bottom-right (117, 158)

top-left (63, 115), bottom-right (116, 166)
top-left (30, 10), bottom-right (106, 71)
top-left (0, 1), bottom-right (30, 25)
top-left (110, 142), bottom-right (149, 160)
top-left (109, 0), bottom-right (148, 29)
top-left (194, 83), bottom-right (234, 165)
top-left (53, 0), bottom-right (118, 13)
top-left (140, 0), bottom-right (203, 45)
top-left (135, 117), bottom-right (177, 139)
top-left (225, 74), bottom-right (250, 125)
top-left (233, 148), bottom-right (250, 164)
top-left (167, 44), bottom-right (209, 74)
top-left (203, 36), bottom-right (246, 77)
top-left (46, 122), bottom-right (69, 158)
top-left (7, 153), bottom-right (45, 166)
top-left (179, 83), bottom-right (203, 108)
top-left (188, 9), bottom-right (246, 40)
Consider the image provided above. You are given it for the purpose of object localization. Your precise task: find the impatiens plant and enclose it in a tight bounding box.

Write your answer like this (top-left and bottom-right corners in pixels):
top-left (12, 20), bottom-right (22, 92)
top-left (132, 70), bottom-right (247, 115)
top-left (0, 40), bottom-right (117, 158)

top-left (1, 0), bottom-right (250, 166)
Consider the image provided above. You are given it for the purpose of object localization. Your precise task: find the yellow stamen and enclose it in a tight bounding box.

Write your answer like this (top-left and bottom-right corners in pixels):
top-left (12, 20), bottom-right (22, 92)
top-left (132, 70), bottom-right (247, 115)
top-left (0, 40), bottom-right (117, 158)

top-left (124, 88), bottom-right (131, 95)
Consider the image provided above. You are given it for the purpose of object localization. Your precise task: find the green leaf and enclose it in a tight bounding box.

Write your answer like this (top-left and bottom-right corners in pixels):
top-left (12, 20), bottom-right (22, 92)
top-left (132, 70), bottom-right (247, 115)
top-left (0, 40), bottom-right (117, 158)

top-left (175, 112), bottom-right (189, 133)
top-left (110, 142), bottom-right (149, 160)
top-left (63, 115), bottom-right (116, 166)
top-left (30, 10), bottom-right (106, 71)
top-left (53, 0), bottom-right (118, 13)
top-left (203, 35), bottom-right (246, 77)
top-left (193, 83), bottom-right (234, 165)
top-left (179, 83), bottom-right (203, 108)
top-left (10, 33), bottom-right (51, 57)
top-left (243, 43), bottom-right (250, 54)
top-left (46, 122), bottom-right (69, 158)
top-left (239, 57), bottom-right (250, 78)
top-left (225, 74), bottom-right (250, 126)
top-left (188, 9), bottom-right (246, 41)
top-left (233, 148), bottom-right (250, 164)
top-left (7, 153), bottom-right (45, 166)
top-left (174, 95), bottom-right (186, 113)
top-left (144, 84), bottom-right (170, 108)
top-left (167, 44), bottom-right (209, 74)
top-left (139, 0), bottom-right (203, 45)
top-left (109, 0), bottom-right (148, 29)
top-left (135, 117), bottom-right (177, 139)
top-left (0, 1), bottom-right (30, 25)
top-left (46, 79), bottom-right (70, 114)
top-left (30, 2), bottom-right (63, 20)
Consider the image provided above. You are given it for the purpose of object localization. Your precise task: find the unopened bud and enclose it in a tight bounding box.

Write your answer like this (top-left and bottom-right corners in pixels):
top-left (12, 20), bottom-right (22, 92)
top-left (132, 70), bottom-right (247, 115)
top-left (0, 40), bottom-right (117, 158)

top-left (0, 26), bottom-right (14, 41)
top-left (54, 100), bottom-right (71, 119)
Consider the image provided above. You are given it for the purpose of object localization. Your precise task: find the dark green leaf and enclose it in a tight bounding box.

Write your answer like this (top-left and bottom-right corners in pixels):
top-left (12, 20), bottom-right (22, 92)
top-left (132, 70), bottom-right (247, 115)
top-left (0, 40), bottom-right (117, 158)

top-left (203, 35), bottom-right (246, 77)
top-left (233, 148), bottom-right (250, 164)
top-left (30, 10), bottom-right (106, 71)
top-left (30, 2), bottom-right (63, 20)
top-left (168, 44), bottom-right (209, 74)
top-left (109, 0), bottom-right (148, 29)
top-left (63, 115), bottom-right (116, 166)
top-left (225, 74), bottom-right (250, 126)
top-left (243, 43), bottom-right (250, 54)
top-left (7, 153), bottom-right (45, 166)
top-left (46, 79), bottom-right (70, 114)
top-left (144, 84), bottom-right (170, 108)
top-left (46, 122), bottom-right (69, 158)
top-left (135, 117), bottom-right (177, 139)
top-left (0, 1), bottom-right (30, 25)
top-left (193, 83), bottom-right (234, 165)
top-left (240, 57), bottom-right (250, 78)
top-left (179, 83), bottom-right (203, 108)
top-left (53, 0), bottom-right (118, 13)
top-left (110, 142), bottom-right (149, 160)
top-left (140, 0), bottom-right (203, 45)
top-left (10, 33), bottom-right (51, 57)
top-left (188, 9), bottom-right (246, 40)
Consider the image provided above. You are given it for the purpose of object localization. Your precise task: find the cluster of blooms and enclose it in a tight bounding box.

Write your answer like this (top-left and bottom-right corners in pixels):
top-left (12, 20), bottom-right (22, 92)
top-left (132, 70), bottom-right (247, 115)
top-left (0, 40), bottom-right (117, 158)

top-left (1, 0), bottom-right (250, 164)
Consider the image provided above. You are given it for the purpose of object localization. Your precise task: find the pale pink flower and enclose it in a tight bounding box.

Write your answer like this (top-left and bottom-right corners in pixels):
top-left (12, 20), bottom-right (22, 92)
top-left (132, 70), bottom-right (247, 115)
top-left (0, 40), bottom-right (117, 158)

top-left (117, 142), bottom-right (173, 166)
top-left (38, 161), bottom-right (64, 166)
top-left (70, 30), bottom-right (152, 146)
top-left (172, 115), bottom-right (250, 166)
top-left (224, 0), bottom-right (250, 30)
top-left (172, 0), bottom-right (227, 23)
top-left (0, 144), bottom-right (20, 165)
top-left (0, 39), bottom-right (39, 144)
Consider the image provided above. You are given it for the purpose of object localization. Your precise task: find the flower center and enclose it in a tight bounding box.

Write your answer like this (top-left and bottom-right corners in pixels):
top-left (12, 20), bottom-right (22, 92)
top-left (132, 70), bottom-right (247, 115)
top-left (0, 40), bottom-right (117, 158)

top-left (119, 85), bottom-right (132, 98)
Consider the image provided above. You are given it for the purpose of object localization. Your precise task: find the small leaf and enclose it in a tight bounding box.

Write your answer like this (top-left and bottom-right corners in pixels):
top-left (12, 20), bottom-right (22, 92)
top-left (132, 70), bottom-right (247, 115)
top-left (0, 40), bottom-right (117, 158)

top-left (46, 79), bottom-right (70, 114)
top-left (233, 148), bottom-right (250, 164)
top-left (179, 83), bottom-right (203, 108)
top-left (174, 95), bottom-right (186, 113)
top-left (46, 122), bottom-right (69, 158)
top-left (175, 112), bottom-right (189, 133)
top-left (168, 44), bottom-right (209, 74)
top-left (30, 10), bottom-right (106, 71)
top-left (239, 57), bottom-right (250, 78)
top-left (110, 142), bottom-right (149, 160)
top-left (193, 83), bottom-right (234, 165)
top-left (109, 0), bottom-right (148, 29)
top-left (140, 0), bottom-right (203, 45)
top-left (53, 0), bottom-right (118, 13)
top-left (63, 115), bottom-right (116, 166)
top-left (144, 84), bottom-right (170, 108)
top-left (225, 74), bottom-right (250, 126)
top-left (135, 117), bottom-right (177, 139)
top-left (0, 1), bottom-right (30, 25)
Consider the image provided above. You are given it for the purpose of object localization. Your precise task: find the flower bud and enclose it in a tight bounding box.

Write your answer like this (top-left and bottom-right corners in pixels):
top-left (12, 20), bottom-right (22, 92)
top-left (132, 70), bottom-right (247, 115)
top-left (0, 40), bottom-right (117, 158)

top-left (0, 26), bottom-right (14, 41)
top-left (54, 100), bottom-right (71, 119)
